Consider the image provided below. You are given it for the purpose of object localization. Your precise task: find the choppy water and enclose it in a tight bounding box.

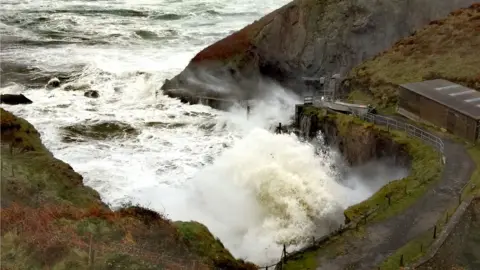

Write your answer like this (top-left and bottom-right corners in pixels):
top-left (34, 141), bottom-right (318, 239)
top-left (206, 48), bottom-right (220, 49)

top-left (0, 0), bottom-right (407, 264)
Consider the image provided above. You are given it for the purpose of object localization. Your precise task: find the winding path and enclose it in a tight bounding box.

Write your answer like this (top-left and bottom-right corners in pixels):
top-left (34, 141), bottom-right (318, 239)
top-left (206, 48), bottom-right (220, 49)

top-left (315, 120), bottom-right (476, 269)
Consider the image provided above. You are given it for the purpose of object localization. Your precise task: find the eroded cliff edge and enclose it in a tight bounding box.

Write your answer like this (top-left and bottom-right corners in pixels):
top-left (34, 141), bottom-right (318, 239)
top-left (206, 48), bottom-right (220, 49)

top-left (161, 0), bottom-right (476, 100)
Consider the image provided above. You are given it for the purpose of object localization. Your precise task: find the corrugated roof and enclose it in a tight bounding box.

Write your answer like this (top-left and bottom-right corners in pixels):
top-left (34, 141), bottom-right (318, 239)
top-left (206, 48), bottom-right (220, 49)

top-left (400, 79), bottom-right (480, 120)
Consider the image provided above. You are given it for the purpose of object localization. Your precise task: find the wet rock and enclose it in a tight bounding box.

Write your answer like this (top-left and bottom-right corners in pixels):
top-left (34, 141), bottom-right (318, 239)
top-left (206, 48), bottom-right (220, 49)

top-left (46, 77), bottom-right (61, 89)
top-left (145, 121), bottom-right (187, 129)
top-left (63, 83), bottom-right (90, 91)
top-left (84, 90), bottom-right (99, 98)
top-left (0, 94), bottom-right (33, 105)
top-left (61, 121), bottom-right (139, 141)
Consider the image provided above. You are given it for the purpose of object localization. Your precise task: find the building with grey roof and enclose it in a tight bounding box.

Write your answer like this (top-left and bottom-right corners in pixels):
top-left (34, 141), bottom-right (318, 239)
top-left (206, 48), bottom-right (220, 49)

top-left (397, 79), bottom-right (480, 142)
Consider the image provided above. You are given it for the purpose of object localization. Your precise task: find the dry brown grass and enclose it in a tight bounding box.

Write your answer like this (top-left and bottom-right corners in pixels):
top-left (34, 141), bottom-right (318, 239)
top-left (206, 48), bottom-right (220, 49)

top-left (347, 3), bottom-right (480, 109)
top-left (0, 203), bottom-right (210, 269)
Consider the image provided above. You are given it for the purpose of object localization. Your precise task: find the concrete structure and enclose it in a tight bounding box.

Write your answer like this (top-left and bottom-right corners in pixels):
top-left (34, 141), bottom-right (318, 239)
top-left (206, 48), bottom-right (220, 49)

top-left (398, 79), bottom-right (480, 142)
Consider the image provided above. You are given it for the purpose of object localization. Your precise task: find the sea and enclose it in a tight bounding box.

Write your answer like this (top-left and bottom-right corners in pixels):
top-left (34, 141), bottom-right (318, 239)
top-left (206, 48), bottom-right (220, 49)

top-left (0, 0), bottom-right (406, 264)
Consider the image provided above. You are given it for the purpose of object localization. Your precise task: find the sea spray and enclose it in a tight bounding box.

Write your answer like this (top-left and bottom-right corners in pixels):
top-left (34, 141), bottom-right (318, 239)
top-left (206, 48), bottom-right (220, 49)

top-left (183, 128), bottom-right (351, 263)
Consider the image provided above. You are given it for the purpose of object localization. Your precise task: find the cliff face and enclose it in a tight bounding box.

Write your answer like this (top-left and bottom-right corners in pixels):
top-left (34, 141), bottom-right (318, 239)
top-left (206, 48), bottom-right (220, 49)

top-left (162, 0), bottom-right (476, 100)
top-left (297, 106), bottom-right (410, 167)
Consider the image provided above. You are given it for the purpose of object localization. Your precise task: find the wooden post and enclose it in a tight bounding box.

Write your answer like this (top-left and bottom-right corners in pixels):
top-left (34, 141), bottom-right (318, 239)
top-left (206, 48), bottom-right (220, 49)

top-left (420, 243), bottom-right (423, 253)
top-left (385, 193), bottom-right (392, 206)
top-left (246, 105), bottom-right (250, 119)
top-left (433, 225), bottom-right (437, 239)
top-left (400, 254), bottom-right (404, 267)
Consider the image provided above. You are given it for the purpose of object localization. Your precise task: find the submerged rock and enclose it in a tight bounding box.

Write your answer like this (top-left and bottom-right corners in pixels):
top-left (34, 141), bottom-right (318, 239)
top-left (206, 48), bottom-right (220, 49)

top-left (61, 121), bottom-right (139, 141)
top-left (63, 83), bottom-right (90, 91)
top-left (46, 77), bottom-right (60, 89)
top-left (0, 94), bottom-right (33, 105)
top-left (84, 90), bottom-right (99, 98)
top-left (145, 121), bottom-right (187, 129)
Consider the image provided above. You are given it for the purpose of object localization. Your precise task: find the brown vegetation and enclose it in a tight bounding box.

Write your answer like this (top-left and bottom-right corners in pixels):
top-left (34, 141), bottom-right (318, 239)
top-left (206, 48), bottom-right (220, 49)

top-left (347, 3), bottom-right (480, 109)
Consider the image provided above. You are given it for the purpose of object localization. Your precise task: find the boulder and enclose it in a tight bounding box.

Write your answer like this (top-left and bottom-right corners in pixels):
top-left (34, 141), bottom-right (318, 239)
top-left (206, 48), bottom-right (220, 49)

top-left (61, 121), bottom-right (139, 141)
top-left (46, 77), bottom-right (61, 89)
top-left (161, 0), bottom-right (476, 100)
top-left (84, 90), bottom-right (99, 98)
top-left (0, 94), bottom-right (33, 105)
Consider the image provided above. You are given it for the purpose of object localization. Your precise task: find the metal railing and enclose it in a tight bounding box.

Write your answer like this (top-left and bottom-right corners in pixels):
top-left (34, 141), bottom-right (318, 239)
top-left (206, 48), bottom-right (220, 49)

top-left (357, 112), bottom-right (445, 153)
top-left (303, 96), bottom-right (445, 154)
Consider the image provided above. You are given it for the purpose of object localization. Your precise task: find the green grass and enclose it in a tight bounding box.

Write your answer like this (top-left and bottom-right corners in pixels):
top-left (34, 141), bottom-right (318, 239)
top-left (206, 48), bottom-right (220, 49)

top-left (174, 221), bottom-right (256, 269)
top-left (302, 107), bottom-right (443, 222)
top-left (283, 250), bottom-right (318, 270)
top-left (463, 145), bottom-right (480, 198)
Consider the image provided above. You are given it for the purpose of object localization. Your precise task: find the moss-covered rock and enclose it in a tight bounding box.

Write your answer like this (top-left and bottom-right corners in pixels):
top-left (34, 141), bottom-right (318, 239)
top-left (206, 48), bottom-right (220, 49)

top-left (175, 221), bottom-right (257, 269)
top-left (61, 121), bottom-right (139, 142)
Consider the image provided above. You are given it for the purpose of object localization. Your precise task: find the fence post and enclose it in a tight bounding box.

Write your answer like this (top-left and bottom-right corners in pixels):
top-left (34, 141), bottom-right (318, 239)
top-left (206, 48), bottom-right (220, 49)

top-left (433, 225), bottom-right (437, 239)
top-left (400, 254), bottom-right (404, 267)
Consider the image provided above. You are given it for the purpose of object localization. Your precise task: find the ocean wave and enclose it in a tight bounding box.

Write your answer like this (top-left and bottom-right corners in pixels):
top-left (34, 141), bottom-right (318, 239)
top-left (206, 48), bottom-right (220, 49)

top-left (24, 8), bottom-right (149, 18)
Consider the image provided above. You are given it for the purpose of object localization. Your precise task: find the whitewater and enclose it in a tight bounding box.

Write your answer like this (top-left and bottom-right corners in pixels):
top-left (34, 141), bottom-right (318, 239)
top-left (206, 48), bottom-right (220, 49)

top-left (0, 0), bottom-right (407, 264)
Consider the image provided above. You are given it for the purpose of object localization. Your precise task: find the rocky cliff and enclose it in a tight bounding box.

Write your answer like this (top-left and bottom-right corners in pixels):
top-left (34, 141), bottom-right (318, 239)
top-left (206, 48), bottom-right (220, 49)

top-left (297, 106), bottom-right (410, 167)
top-left (161, 0), bottom-right (476, 101)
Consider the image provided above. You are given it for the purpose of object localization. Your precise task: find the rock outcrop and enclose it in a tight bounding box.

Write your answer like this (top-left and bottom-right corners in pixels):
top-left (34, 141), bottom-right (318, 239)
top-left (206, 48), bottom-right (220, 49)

top-left (162, 0), bottom-right (476, 101)
top-left (297, 106), bottom-right (410, 166)
top-left (0, 94), bottom-right (33, 105)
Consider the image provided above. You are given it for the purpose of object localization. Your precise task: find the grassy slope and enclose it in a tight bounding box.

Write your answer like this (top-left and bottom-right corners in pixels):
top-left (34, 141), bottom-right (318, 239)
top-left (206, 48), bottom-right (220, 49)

top-left (346, 3), bottom-right (480, 197)
top-left (341, 3), bottom-right (480, 269)
top-left (347, 3), bottom-right (480, 109)
top-left (0, 108), bottom-right (256, 270)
